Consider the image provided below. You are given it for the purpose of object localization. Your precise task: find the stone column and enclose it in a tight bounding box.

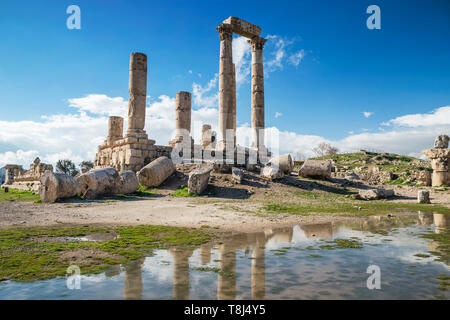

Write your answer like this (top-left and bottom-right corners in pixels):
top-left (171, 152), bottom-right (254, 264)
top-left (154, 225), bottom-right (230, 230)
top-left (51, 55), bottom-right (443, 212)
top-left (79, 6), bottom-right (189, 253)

top-left (248, 36), bottom-right (267, 151)
top-left (126, 52), bottom-right (148, 139)
top-left (216, 24), bottom-right (234, 150)
top-left (106, 116), bottom-right (124, 145)
top-left (423, 135), bottom-right (450, 187)
top-left (3, 165), bottom-right (21, 185)
top-left (169, 91), bottom-right (192, 147)
top-left (232, 63), bottom-right (237, 146)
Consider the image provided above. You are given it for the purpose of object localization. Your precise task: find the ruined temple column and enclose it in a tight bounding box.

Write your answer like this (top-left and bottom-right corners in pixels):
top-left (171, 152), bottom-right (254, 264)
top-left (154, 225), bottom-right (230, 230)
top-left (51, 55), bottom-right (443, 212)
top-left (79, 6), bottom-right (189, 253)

top-left (248, 36), bottom-right (267, 151)
top-left (216, 24), bottom-right (234, 150)
top-left (106, 116), bottom-right (124, 145)
top-left (126, 52), bottom-right (148, 139)
top-left (232, 63), bottom-right (237, 146)
top-left (169, 91), bottom-right (192, 147)
top-left (423, 135), bottom-right (450, 187)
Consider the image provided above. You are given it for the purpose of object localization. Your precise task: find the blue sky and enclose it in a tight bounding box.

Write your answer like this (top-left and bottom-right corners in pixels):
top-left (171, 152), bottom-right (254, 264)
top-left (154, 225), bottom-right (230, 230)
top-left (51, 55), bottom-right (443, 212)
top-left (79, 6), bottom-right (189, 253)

top-left (0, 0), bottom-right (449, 166)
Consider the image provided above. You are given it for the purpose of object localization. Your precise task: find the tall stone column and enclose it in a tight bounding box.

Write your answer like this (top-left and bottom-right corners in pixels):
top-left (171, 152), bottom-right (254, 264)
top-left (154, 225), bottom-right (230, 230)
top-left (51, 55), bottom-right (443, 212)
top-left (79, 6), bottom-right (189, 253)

top-left (232, 63), bottom-right (237, 146)
top-left (216, 24), bottom-right (234, 150)
top-left (169, 91), bottom-right (192, 147)
top-left (248, 36), bottom-right (267, 151)
top-left (106, 116), bottom-right (124, 145)
top-left (126, 52), bottom-right (148, 139)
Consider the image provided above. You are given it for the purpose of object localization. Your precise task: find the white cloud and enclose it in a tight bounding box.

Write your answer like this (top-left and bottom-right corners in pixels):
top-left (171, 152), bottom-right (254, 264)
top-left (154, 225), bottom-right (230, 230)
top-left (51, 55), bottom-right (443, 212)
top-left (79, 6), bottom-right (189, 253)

top-left (192, 74), bottom-right (218, 108)
top-left (288, 50), bottom-right (306, 67)
top-left (275, 112), bottom-right (283, 118)
top-left (382, 106), bottom-right (450, 127)
top-left (363, 111), bottom-right (373, 118)
top-left (1, 91), bottom-right (447, 169)
top-left (68, 94), bottom-right (127, 117)
top-left (188, 70), bottom-right (193, 74)
top-left (232, 36), bottom-right (252, 86)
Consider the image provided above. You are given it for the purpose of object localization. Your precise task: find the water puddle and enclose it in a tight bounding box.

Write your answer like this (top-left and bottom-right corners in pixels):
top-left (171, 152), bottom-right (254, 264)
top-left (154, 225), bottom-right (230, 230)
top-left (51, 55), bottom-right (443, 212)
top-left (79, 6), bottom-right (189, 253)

top-left (0, 212), bottom-right (449, 299)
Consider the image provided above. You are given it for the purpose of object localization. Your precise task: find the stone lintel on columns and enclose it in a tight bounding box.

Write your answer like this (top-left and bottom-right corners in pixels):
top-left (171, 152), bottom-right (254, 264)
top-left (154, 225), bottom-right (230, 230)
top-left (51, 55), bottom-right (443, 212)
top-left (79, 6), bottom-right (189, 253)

top-left (222, 16), bottom-right (261, 38)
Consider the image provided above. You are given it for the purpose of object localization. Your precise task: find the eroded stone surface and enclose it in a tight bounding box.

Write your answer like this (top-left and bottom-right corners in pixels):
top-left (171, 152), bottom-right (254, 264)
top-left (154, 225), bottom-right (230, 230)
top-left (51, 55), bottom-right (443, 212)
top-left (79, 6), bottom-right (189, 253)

top-left (417, 190), bottom-right (430, 204)
top-left (188, 167), bottom-right (212, 194)
top-left (39, 171), bottom-right (79, 203)
top-left (359, 188), bottom-right (394, 200)
top-left (137, 156), bottom-right (175, 187)
top-left (299, 160), bottom-right (332, 179)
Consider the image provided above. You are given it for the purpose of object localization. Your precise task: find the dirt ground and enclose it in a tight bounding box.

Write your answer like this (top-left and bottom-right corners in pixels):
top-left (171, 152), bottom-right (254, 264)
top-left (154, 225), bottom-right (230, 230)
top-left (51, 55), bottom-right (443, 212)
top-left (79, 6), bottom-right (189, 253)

top-left (0, 166), bottom-right (448, 232)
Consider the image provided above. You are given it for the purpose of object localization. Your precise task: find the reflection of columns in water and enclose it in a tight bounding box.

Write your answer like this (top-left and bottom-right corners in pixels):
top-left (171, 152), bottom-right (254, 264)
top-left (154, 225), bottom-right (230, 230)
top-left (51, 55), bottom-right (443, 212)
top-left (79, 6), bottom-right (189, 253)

top-left (433, 213), bottom-right (450, 234)
top-left (124, 258), bottom-right (145, 300)
top-left (217, 244), bottom-right (236, 300)
top-left (200, 246), bottom-right (211, 265)
top-left (251, 245), bottom-right (265, 300)
top-left (300, 223), bottom-right (333, 240)
top-left (170, 247), bottom-right (193, 300)
top-left (418, 212), bottom-right (434, 226)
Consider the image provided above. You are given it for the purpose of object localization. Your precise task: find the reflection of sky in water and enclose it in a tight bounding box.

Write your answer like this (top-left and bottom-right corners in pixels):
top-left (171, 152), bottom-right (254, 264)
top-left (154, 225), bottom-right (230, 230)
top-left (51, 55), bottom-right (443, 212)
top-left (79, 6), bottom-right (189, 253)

top-left (0, 216), bottom-right (449, 300)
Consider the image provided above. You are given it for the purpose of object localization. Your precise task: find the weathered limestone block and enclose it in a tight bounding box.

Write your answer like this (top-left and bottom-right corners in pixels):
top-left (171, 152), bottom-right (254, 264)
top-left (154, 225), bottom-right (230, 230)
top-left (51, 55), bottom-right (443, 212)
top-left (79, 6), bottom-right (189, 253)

top-left (417, 190), bottom-right (430, 204)
top-left (116, 171), bottom-right (139, 194)
top-left (299, 160), bottom-right (332, 179)
top-left (188, 167), bottom-right (212, 194)
top-left (107, 116), bottom-right (124, 145)
top-left (267, 154), bottom-right (293, 174)
top-left (39, 171), bottom-right (80, 203)
top-left (77, 167), bottom-right (121, 196)
top-left (232, 167), bottom-right (243, 184)
top-left (201, 124), bottom-right (217, 149)
top-left (3, 164), bottom-right (22, 185)
top-left (416, 170), bottom-right (431, 186)
top-left (137, 156), bottom-right (175, 187)
top-left (358, 188), bottom-right (394, 200)
top-left (222, 16), bottom-right (261, 38)
top-left (261, 166), bottom-right (283, 180)
top-left (423, 147), bottom-right (450, 187)
top-left (434, 135), bottom-right (449, 148)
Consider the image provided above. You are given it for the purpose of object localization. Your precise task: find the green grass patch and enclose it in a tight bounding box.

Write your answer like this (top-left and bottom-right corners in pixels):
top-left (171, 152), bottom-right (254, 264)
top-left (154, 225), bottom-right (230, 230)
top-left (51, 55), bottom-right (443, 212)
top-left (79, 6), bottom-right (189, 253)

top-left (192, 266), bottom-right (235, 278)
top-left (264, 200), bottom-right (450, 217)
top-left (172, 187), bottom-right (197, 197)
top-left (0, 225), bottom-right (213, 282)
top-left (0, 188), bottom-right (39, 203)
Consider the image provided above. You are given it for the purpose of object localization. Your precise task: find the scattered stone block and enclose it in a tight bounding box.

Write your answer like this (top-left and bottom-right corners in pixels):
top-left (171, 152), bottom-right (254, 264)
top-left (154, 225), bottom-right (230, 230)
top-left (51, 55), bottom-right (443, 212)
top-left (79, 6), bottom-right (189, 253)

top-left (77, 167), bottom-right (121, 196)
top-left (416, 170), bottom-right (431, 186)
top-left (417, 190), bottom-right (430, 204)
top-left (261, 166), bottom-right (284, 180)
top-left (39, 171), bottom-right (80, 203)
top-left (232, 167), bottom-right (243, 184)
top-left (299, 160), bottom-right (332, 179)
top-left (137, 156), bottom-right (175, 187)
top-left (358, 188), bottom-right (395, 200)
top-left (267, 154), bottom-right (293, 174)
top-left (116, 171), bottom-right (139, 194)
top-left (188, 168), bottom-right (212, 194)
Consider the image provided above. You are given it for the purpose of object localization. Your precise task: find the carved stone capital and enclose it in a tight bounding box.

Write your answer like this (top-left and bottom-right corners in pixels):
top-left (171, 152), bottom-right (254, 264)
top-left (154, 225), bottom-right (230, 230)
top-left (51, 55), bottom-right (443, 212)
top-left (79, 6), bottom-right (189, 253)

top-left (248, 36), bottom-right (267, 51)
top-left (217, 24), bottom-right (233, 41)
